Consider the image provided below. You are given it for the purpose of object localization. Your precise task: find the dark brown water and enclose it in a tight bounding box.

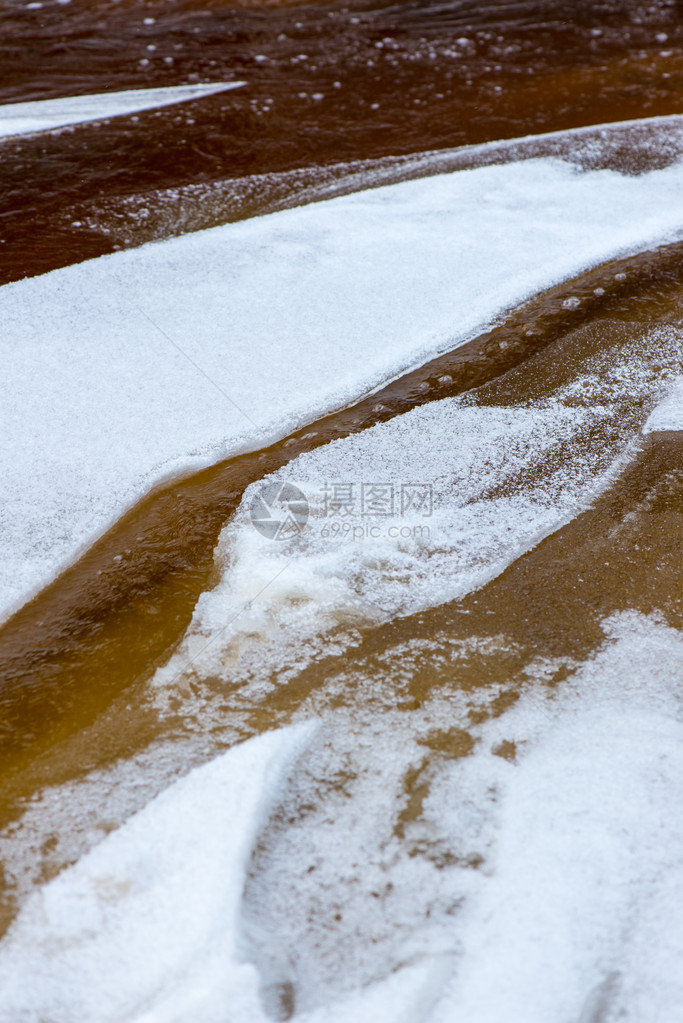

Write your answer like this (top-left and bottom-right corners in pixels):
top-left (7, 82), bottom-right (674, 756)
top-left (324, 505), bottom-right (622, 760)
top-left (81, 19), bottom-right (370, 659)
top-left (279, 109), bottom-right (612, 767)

top-left (1, 0), bottom-right (682, 281)
top-left (1, 239), bottom-right (683, 780)
top-left (1, 0), bottom-right (683, 958)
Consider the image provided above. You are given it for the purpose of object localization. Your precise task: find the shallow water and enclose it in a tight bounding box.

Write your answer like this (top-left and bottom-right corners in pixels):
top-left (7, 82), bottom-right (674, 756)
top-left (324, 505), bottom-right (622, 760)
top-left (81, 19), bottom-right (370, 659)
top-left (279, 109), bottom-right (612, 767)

top-left (1, 0), bottom-right (683, 1018)
top-left (0, 240), bottom-right (681, 778)
top-left (1, 265), bottom-right (683, 948)
top-left (2, 310), bottom-right (683, 1018)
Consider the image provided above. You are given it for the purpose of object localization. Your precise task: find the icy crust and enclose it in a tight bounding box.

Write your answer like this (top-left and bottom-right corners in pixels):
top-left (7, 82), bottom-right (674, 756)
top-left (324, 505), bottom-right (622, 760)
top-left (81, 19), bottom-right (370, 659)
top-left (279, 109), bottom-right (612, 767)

top-left (429, 613), bottom-right (683, 1023)
top-left (4, 138), bottom-right (683, 620)
top-left (0, 83), bottom-right (244, 139)
top-left (245, 612), bottom-right (683, 1023)
top-left (80, 113), bottom-right (683, 249)
top-left (644, 376), bottom-right (683, 433)
top-left (152, 325), bottom-right (683, 692)
top-left (4, 615), bottom-right (683, 1022)
top-left (0, 725), bottom-right (313, 1023)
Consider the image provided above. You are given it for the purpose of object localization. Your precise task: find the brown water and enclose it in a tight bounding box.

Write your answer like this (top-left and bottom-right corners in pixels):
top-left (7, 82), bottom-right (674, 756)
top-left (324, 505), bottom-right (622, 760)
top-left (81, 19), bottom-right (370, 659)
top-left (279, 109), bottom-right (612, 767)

top-left (1, 249), bottom-right (682, 936)
top-left (0, 241), bottom-right (681, 775)
top-left (1, 0), bottom-right (683, 963)
top-left (1, 0), bottom-right (682, 280)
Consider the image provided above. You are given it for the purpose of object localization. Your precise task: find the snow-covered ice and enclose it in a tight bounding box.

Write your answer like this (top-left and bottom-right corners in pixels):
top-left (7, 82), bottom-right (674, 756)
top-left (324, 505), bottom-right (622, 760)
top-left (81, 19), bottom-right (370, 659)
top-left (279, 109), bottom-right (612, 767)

top-left (152, 321), bottom-right (683, 691)
top-left (3, 125), bottom-right (683, 620)
top-left (0, 83), bottom-right (244, 139)
top-left (428, 613), bottom-right (683, 1023)
top-left (645, 376), bottom-right (683, 433)
top-left (4, 615), bottom-right (683, 1023)
top-left (0, 725), bottom-right (313, 1023)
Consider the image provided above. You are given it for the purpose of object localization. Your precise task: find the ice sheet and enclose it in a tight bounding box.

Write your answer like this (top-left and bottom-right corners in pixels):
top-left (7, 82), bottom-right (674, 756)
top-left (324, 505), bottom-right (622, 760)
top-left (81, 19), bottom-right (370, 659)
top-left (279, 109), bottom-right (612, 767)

top-left (151, 323), bottom-right (683, 693)
top-left (4, 615), bottom-right (683, 1023)
top-left (4, 132), bottom-right (683, 620)
top-left (429, 612), bottom-right (683, 1023)
top-left (0, 725), bottom-right (312, 1023)
top-left (644, 376), bottom-right (683, 433)
top-left (77, 113), bottom-right (683, 249)
top-left (0, 83), bottom-right (244, 138)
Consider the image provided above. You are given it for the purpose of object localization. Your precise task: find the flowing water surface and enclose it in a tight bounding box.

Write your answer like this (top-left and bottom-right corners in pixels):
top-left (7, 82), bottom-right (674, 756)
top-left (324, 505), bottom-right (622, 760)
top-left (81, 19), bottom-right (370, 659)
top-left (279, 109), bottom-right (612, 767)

top-left (1, 1), bottom-right (683, 1020)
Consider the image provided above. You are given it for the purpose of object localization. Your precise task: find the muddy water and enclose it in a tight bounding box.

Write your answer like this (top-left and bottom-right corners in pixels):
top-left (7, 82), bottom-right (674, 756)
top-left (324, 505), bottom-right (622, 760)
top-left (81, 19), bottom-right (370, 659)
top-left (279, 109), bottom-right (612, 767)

top-left (1, 0), bottom-right (683, 981)
top-left (0, 242), bottom-right (681, 775)
top-left (1, 0), bottom-right (682, 281)
top-left (1, 251), bottom-right (682, 938)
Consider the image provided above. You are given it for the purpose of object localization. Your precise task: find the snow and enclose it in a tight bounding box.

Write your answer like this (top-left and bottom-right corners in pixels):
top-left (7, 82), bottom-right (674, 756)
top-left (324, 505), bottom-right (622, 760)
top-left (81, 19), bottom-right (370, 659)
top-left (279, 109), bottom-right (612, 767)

top-left (0, 725), bottom-right (313, 1023)
top-left (0, 83), bottom-right (244, 139)
top-left (3, 125), bottom-right (683, 621)
top-left (4, 615), bottom-right (683, 1023)
top-left (153, 321), bottom-right (683, 690)
top-left (644, 376), bottom-right (683, 432)
top-left (429, 613), bottom-right (683, 1023)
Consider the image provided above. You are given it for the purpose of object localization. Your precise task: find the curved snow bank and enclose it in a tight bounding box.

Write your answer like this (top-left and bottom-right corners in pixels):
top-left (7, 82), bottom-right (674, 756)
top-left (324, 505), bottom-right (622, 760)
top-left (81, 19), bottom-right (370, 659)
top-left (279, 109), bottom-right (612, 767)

top-left (152, 323), bottom-right (683, 691)
top-left (0, 725), bottom-right (311, 1023)
top-left (77, 114), bottom-right (683, 249)
top-left (3, 126), bottom-right (683, 619)
top-left (0, 83), bottom-right (244, 139)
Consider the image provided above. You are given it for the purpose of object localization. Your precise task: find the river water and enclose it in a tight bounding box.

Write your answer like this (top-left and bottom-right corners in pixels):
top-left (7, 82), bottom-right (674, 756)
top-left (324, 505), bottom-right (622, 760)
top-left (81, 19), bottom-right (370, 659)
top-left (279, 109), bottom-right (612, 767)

top-left (1, 1), bottom-right (683, 1021)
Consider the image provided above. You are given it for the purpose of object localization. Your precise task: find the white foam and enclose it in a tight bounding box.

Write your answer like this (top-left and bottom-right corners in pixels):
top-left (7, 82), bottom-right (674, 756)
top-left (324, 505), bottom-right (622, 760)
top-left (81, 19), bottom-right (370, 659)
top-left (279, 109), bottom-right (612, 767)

top-left (0, 725), bottom-right (311, 1023)
top-left (4, 129), bottom-right (683, 620)
top-left (0, 83), bottom-right (244, 139)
